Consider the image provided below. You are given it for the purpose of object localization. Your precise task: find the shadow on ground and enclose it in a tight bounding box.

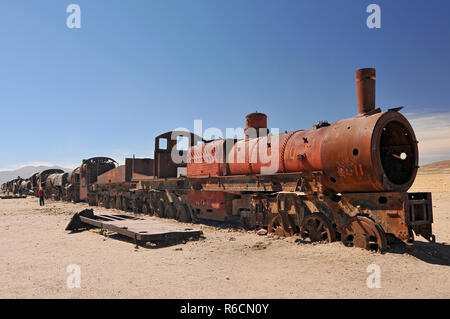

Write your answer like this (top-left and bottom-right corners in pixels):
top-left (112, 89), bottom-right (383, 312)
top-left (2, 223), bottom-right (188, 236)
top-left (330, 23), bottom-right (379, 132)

top-left (387, 241), bottom-right (450, 266)
top-left (68, 227), bottom-right (205, 249)
top-left (67, 224), bottom-right (450, 263)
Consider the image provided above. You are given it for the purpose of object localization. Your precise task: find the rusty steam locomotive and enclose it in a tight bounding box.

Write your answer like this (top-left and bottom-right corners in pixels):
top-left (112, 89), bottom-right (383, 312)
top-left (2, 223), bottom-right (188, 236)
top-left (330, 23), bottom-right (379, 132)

top-left (2, 68), bottom-right (434, 251)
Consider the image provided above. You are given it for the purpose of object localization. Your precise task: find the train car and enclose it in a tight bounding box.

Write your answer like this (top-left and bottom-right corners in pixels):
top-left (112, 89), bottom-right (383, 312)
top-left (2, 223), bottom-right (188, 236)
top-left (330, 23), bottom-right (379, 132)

top-left (80, 157), bottom-right (117, 204)
top-left (82, 68), bottom-right (434, 252)
top-left (29, 172), bottom-right (39, 195)
top-left (40, 158), bottom-right (117, 203)
top-left (3, 158), bottom-right (114, 201)
top-left (5, 177), bottom-right (27, 195)
top-left (92, 157), bottom-right (154, 212)
top-left (2, 176), bottom-right (32, 196)
top-left (90, 132), bottom-right (203, 216)
top-left (19, 179), bottom-right (32, 195)
top-left (5, 67), bottom-right (433, 252)
top-left (34, 169), bottom-right (64, 196)
top-left (64, 167), bottom-right (80, 202)
top-left (2, 178), bottom-right (18, 194)
top-left (44, 172), bottom-right (69, 200)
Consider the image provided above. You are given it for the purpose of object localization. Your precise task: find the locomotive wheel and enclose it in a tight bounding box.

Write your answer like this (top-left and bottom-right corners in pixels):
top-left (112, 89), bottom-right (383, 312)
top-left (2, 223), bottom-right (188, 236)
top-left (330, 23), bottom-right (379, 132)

top-left (109, 196), bottom-right (116, 209)
top-left (154, 201), bottom-right (165, 217)
top-left (341, 216), bottom-right (387, 252)
top-left (176, 205), bottom-right (191, 222)
top-left (122, 197), bottom-right (129, 211)
top-left (268, 213), bottom-right (292, 237)
top-left (115, 196), bottom-right (122, 210)
top-left (142, 202), bottom-right (148, 214)
top-left (147, 203), bottom-right (154, 216)
top-left (142, 202), bottom-right (152, 215)
top-left (165, 205), bottom-right (177, 219)
top-left (132, 199), bottom-right (142, 213)
top-left (300, 213), bottom-right (336, 243)
top-left (103, 196), bottom-right (110, 209)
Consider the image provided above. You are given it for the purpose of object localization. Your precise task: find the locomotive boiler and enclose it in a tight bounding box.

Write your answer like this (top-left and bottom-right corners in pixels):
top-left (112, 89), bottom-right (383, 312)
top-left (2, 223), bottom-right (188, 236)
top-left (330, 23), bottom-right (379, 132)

top-left (188, 68), bottom-right (417, 194)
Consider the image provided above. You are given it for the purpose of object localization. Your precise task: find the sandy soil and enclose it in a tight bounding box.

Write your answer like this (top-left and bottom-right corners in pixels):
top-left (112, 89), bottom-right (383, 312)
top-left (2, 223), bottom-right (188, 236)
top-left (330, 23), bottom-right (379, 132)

top-left (1, 173), bottom-right (449, 299)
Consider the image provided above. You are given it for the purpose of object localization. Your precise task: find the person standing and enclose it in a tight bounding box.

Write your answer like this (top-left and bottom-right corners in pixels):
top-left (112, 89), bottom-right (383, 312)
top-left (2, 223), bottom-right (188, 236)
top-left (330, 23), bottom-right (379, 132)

top-left (38, 188), bottom-right (45, 206)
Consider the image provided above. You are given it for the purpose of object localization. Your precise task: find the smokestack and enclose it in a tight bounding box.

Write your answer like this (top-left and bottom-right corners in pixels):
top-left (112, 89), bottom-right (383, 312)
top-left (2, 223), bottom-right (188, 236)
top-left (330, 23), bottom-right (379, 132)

top-left (356, 68), bottom-right (376, 115)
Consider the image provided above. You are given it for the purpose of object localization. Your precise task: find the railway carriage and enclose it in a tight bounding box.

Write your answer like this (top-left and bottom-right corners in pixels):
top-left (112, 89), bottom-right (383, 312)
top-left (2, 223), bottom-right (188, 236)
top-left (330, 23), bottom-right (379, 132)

top-left (5, 68), bottom-right (435, 252)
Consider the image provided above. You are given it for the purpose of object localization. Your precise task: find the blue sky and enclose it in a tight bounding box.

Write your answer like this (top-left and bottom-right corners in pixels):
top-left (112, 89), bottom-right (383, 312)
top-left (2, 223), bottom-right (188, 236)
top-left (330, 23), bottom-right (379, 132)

top-left (0, 0), bottom-right (449, 169)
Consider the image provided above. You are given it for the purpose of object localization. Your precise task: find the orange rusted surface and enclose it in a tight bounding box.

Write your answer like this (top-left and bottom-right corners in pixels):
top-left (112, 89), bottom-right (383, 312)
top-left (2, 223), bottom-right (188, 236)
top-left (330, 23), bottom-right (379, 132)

top-left (186, 190), bottom-right (233, 221)
top-left (222, 110), bottom-right (418, 193)
top-left (188, 67), bottom-right (418, 194)
top-left (97, 165), bottom-right (126, 184)
top-left (356, 68), bottom-right (376, 115)
top-left (245, 112), bottom-right (268, 138)
top-left (187, 139), bottom-right (227, 177)
top-left (3, 67), bottom-right (432, 251)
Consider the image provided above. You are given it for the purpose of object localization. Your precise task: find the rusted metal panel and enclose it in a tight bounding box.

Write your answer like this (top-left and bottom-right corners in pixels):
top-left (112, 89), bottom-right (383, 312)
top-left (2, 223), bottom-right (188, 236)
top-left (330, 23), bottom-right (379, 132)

top-left (187, 139), bottom-right (227, 178)
top-left (65, 167), bottom-right (81, 202)
top-left (125, 158), bottom-right (154, 181)
top-left (132, 172), bottom-right (155, 181)
top-left (95, 157), bottom-right (154, 185)
top-left (405, 192), bottom-right (434, 242)
top-left (189, 172), bottom-right (324, 193)
top-left (65, 209), bottom-right (203, 245)
top-left (80, 157), bottom-right (117, 201)
top-left (139, 171), bottom-right (324, 194)
top-left (406, 192), bottom-right (433, 225)
top-left (37, 169), bottom-right (64, 190)
top-left (156, 153), bottom-right (179, 178)
top-left (67, 167), bottom-right (80, 185)
top-left (46, 173), bottom-right (68, 188)
top-left (323, 191), bottom-right (433, 244)
top-left (154, 131), bottom-right (204, 178)
top-left (55, 173), bottom-right (69, 187)
top-left (186, 190), bottom-right (233, 221)
top-left (97, 165), bottom-right (126, 184)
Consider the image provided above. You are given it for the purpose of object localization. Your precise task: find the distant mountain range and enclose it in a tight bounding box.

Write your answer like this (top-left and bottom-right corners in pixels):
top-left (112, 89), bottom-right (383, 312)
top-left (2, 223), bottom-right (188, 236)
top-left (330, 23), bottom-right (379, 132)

top-left (0, 166), bottom-right (72, 184)
top-left (418, 160), bottom-right (450, 174)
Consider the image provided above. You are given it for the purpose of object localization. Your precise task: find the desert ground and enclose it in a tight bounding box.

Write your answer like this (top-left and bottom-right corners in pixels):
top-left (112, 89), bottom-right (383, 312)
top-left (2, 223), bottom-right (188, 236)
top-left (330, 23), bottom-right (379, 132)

top-left (1, 173), bottom-right (449, 298)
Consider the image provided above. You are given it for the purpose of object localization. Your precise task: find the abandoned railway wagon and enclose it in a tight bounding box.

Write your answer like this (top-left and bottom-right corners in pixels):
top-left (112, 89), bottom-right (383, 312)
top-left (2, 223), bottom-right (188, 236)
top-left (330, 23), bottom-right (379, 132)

top-left (31, 169), bottom-right (64, 195)
top-left (77, 68), bottom-right (434, 252)
top-left (6, 68), bottom-right (435, 252)
top-left (1, 177), bottom-right (31, 195)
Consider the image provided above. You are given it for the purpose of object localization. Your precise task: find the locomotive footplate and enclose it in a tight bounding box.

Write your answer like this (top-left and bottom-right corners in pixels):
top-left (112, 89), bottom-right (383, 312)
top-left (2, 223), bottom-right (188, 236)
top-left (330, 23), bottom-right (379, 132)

top-left (139, 171), bottom-right (325, 193)
top-left (66, 209), bottom-right (203, 246)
